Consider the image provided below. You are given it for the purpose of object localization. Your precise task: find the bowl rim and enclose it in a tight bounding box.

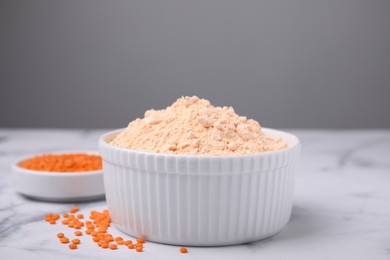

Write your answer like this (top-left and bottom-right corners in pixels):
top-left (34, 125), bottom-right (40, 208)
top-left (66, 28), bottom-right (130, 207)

top-left (12, 150), bottom-right (103, 176)
top-left (99, 127), bottom-right (300, 159)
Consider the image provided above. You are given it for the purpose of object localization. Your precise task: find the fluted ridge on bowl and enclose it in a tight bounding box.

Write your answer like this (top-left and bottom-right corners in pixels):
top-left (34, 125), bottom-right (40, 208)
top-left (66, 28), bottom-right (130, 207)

top-left (99, 128), bottom-right (300, 246)
top-left (102, 161), bottom-right (295, 245)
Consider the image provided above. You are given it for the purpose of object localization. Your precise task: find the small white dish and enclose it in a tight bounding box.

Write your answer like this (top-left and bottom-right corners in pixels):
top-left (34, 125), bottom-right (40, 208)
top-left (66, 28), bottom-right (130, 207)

top-left (12, 151), bottom-right (105, 202)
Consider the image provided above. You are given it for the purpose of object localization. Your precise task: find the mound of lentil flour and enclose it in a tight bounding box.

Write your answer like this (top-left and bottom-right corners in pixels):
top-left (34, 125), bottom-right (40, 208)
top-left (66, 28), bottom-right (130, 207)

top-left (110, 96), bottom-right (287, 155)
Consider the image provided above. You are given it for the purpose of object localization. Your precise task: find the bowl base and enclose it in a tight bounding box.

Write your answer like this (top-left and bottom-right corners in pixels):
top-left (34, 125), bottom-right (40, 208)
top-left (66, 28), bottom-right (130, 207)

top-left (113, 223), bottom-right (285, 247)
top-left (19, 193), bottom-right (105, 203)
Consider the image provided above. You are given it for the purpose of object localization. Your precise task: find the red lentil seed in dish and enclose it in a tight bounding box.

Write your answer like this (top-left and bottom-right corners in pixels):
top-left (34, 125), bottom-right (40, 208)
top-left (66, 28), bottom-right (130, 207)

top-left (18, 153), bottom-right (102, 172)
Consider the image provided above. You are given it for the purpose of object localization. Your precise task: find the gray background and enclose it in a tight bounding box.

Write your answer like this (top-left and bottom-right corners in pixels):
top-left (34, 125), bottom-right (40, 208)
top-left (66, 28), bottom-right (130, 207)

top-left (1, 0), bottom-right (389, 129)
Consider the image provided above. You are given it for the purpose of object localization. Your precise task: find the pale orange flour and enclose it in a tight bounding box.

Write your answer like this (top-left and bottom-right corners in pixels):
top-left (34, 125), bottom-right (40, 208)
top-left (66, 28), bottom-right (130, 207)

top-left (110, 96), bottom-right (287, 155)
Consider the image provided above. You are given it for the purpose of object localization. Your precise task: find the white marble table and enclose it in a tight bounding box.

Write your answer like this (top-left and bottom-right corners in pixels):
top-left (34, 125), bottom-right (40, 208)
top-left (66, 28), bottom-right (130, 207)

top-left (0, 129), bottom-right (389, 260)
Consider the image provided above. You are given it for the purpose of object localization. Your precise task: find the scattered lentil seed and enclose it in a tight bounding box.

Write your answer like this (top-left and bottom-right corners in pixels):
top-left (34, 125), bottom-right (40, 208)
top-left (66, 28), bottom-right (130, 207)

top-left (45, 206), bottom-right (158, 254)
top-left (72, 239), bottom-right (80, 244)
top-left (18, 153), bottom-right (102, 172)
top-left (69, 243), bottom-right (77, 250)
top-left (70, 206), bottom-right (79, 213)
top-left (60, 237), bottom-right (69, 244)
top-left (136, 238), bottom-right (145, 243)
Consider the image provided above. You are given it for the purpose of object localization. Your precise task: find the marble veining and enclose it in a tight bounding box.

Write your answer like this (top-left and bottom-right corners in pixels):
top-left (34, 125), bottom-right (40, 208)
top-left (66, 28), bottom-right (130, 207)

top-left (0, 129), bottom-right (389, 260)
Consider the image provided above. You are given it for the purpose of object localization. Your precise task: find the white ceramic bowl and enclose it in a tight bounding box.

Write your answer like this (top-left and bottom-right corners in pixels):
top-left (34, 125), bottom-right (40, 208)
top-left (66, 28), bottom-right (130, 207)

top-left (99, 128), bottom-right (300, 246)
top-left (12, 151), bottom-right (105, 202)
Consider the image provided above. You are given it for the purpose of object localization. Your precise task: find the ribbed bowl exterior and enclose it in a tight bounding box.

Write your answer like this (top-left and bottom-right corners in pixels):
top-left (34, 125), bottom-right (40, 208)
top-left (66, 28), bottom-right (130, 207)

top-left (99, 128), bottom-right (300, 246)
